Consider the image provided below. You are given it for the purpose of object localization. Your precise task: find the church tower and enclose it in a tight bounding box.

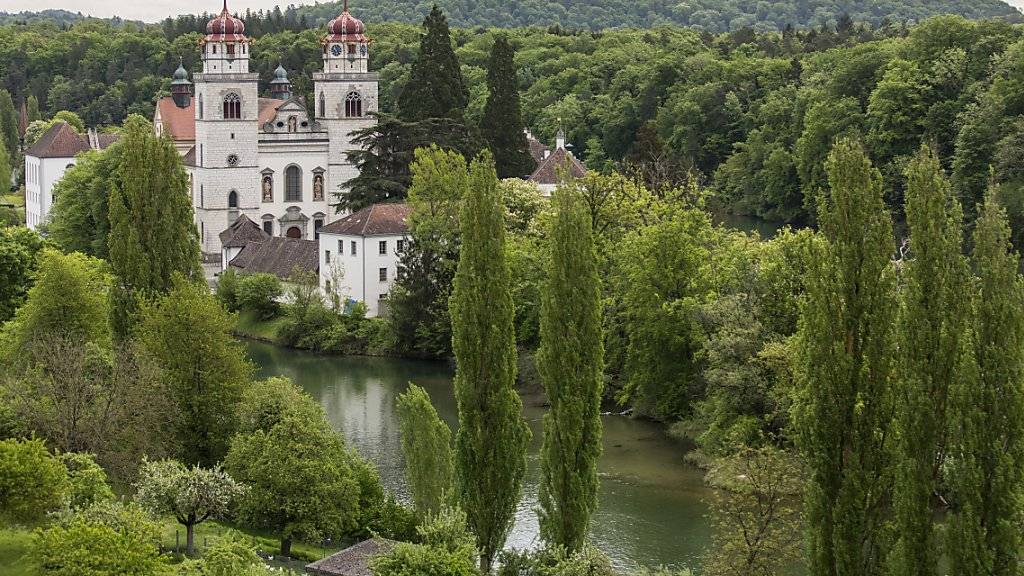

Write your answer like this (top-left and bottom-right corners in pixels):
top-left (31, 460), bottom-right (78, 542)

top-left (314, 0), bottom-right (378, 207)
top-left (192, 0), bottom-right (260, 255)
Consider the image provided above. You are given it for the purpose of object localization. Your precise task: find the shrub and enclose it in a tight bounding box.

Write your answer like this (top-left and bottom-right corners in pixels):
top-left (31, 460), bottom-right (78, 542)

top-left (30, 502), bottom-right (165, 576)
top-left (370, 507), bottom-right (478, 576)
top-left (216, 268), bottom-right (240, 311)
top-left (59, 452), bottom-right (114, 510)
top-left (236, 273), bottom-right (282, 319)
top-left (0, 437), bottom-right (68, 524)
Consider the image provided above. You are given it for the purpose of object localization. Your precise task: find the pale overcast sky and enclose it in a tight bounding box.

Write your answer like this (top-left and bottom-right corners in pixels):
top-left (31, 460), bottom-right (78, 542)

top-left (2, 1), bottom-right (306, 22)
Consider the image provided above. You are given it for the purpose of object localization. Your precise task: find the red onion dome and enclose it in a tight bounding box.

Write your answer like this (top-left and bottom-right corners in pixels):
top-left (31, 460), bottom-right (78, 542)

top-left (325, 7), bottom-right (369, 43)
top-left (205, 1), bottom-right (247, 42)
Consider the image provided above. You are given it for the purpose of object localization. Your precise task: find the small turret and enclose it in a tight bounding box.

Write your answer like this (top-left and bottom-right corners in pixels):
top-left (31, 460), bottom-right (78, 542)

top-left (269, 64), bottom-right (292, 100)
top-left (171, 61), bottom-right (193, 108)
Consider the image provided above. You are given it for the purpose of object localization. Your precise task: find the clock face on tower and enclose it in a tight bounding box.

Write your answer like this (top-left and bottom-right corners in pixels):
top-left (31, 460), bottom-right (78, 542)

top-left (227, 154), bottom-right (239, 166)
top-left (331, 44), bottom-right (343, 57)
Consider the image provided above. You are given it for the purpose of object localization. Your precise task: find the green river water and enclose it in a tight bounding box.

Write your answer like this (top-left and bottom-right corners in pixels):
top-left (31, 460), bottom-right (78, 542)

top-left (246, 340), bottom-right (712, 572)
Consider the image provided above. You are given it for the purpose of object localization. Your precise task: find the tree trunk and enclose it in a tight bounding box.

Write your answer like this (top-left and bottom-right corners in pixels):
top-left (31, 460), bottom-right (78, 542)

top-left (186, 523), bottom-right (196, 556)
top-left (281, 537), bottom-right (292, 558)
top-left (480, 555), bottom-right (491, 574)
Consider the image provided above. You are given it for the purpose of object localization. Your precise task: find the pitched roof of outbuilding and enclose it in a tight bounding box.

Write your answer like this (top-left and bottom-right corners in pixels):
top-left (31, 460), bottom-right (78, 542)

top-left (182, 146), bottom-right (197, 167)
top-left (305, 538), bottom-right (395, 576)
top-left (229, 236), bottom-right (318, 279)
top-left (527, 133), bottom-right (549, 164)
top-left (529, 147), bottom-right (586, 185)
top-left (25, 122), bottom-right (117, 159)
top-left (320, 203), bottom-right (411, 237)
top-left (219, 214), bottom-right (270, 248)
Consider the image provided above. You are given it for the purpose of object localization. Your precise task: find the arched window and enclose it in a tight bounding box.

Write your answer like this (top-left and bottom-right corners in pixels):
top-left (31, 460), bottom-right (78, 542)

top-left (319, 92), bottom-right (325, 118)
top-left (228, 190), bottom-right (238, 208)
top-left (223, 93), bottom-right (241, 119)
top-left (345, 91), bottom-right (362, 118)
top-left (285, 166), bottom-right (302, 202)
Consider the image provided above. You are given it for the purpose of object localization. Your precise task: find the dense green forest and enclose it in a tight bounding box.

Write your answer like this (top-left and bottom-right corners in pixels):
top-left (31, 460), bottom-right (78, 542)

top-left (8, 13), bottom-right (1024, 233)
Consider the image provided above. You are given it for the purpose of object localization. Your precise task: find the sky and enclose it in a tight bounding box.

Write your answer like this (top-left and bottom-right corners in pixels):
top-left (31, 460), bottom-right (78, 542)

top-left (1, 0), bottom-right (305, 22)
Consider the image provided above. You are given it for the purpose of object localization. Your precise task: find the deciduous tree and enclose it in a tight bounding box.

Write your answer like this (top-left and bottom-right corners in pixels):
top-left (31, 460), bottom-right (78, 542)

top-left (135, 458), bottom-right (245, 556)
top-left (450, 151), bottom-right (530, 572)
top-left (793, 138), bottom-right (896, 576)
top-left (396, 384), bottom-right (454, 516)
top-left (537, 185), bottom-right (604, 552)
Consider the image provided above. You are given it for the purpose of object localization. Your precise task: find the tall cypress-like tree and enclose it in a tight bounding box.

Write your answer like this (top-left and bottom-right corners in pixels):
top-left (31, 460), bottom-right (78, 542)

top-left (0, 90), bottom-right (18, 157)
top-left (948, 188), bottom-right (1024, 576)
top-left (108, 115), bottom-right (201, 295)
top-left (396, 384), bottom-right (455, 517)
top-left (398, 6), bottom-right (469, 122)
top-left (889, 146), bottom-right (970, 576)
top-left (0, 137), bottom-right (10, 193)
top-left (537, 185), bottom-right (604, 552)
top-left (26, 96), bottom-right (40, 123)
top-left (450, 151), bottom-right (529, 573)
top-left (793, 138), bottom-right (896, 576)
top-left (480, 36), bottom-right (535, 180)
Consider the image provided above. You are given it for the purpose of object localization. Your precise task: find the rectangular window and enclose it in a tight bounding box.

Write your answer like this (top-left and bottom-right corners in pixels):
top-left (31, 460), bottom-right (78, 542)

top-left (325, 250), bottom-right (331, 264)
top-left (262, 220), bottom-right (272, 235)
top-left (351, 241), bottom-right (357, 256)
top-left (338, 239), bottom-right (343, 254)
top-left (378, 240), bottom-right (387, 255)
top-left (396, 239), bottom-right (405, 252)
top-left (314, 219), bottom-right (324, 240)
top-left (325, 279), bottom-right (332, 292)
top-left (379, 267), bottom-right (387, 282)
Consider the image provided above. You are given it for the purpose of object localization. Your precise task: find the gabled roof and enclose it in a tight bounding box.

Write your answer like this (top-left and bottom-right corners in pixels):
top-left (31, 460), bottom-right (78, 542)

top-left (155, 97), bottom-right (196, 142)
top-left (320, 203), bottom-right (411, 237)
top-left (527, 134), bottom-right (549, 164)
top-left (25, 122), bottom-right (118, 159)
top-left (182, 146), bottom-right (197, 167)
top-left (229, 236), bottom-right (318, 279)
top-left (529, 147), bottom-right (586, 185)
top-left (306, 538), bottom-right (395, 576)
top-left (219, 214), bottom-right (269, 248)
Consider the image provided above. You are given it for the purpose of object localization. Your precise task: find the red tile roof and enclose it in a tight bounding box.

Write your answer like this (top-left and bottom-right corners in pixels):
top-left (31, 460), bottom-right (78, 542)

top-left (25, 122), bottom-right (118, 159)
top-left (527, 134), bottom-right (549, 164)
top-left (320, 203), bottom-right (411, 236)
top-left (156, 97), bottom-right (195, 142)
top-left (529, 147), bottom-right (586, 185)
top-left (156, 97), bottom-right (284, 143)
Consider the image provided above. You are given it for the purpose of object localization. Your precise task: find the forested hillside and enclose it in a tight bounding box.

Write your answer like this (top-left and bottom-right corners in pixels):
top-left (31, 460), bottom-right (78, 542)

top-left (7, 14), bottom-right (1024, 238)
top-left (293, 0), bottom-right (1021, 31)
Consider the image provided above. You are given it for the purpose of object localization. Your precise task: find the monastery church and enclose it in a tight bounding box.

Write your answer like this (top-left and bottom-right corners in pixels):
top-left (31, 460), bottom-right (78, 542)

top-left (154, 0), bottom-right (378, 256)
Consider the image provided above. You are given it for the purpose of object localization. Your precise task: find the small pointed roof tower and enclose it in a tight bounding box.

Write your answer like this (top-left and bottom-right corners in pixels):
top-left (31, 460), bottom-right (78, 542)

top-left (269, 64), bottom-right (292, 100)
top-left (170, 60), bottom-right (193, 108)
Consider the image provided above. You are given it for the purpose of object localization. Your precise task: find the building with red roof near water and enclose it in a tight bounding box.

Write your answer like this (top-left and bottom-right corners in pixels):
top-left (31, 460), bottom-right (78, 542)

top-left (152, 0), bottom-right (378, 260)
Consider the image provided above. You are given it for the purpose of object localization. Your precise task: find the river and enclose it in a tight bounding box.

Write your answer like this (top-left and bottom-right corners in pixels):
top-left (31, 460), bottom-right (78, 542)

top-left (246, 340), bottom-right (713, 572)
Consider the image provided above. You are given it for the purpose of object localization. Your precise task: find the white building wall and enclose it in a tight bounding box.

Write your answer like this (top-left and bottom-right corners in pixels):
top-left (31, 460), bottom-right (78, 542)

top-left (319, 231), bottom-right (405, 318)
top-left (24, 155), bottom-right (76, 230)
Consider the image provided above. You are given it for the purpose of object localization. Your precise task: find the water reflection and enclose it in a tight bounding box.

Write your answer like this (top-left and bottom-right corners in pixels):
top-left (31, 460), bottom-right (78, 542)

top-left (246, 341), bottom-right (711, 571)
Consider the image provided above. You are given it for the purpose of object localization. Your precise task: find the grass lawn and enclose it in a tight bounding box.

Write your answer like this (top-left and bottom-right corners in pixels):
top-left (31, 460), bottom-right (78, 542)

top-left (234, 309), bottom-right (287, 343)
top-left (2, 191), bottom-right (25, 224)
top-left (157, 517), bottom-right (351, 567)
top-left (0, 529), bottom-right (34, 576)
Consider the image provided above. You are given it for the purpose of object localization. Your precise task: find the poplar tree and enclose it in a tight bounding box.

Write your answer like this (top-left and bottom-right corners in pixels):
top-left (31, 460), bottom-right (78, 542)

top-left (396, 384), bottom-right (455, 517)
top-left (947, 188), bottom-right (1024, 576)
top-left (450, 151), bottom-right (529, 573)
top-left (0, 90), bottom-right (18, 157)
top-left (537, 185), bottom-right (604, 552)
top-left (398, 6), bottom-right (469, 122)
top-left (793, 138), bottom-right (896, 576)
top-left (108, 115), bottom-right (200, 295)
top-left (480, 35), bottom-right (534, 179)
top-left (889, 146), bottom-right (970, 576)
top-left (0, 137), bottom-right (10, 193)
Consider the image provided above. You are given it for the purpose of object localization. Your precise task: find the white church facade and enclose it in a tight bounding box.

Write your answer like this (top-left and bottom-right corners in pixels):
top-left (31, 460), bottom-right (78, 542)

top-left (154, 0), bottom-right (378, 257)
